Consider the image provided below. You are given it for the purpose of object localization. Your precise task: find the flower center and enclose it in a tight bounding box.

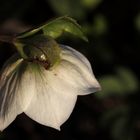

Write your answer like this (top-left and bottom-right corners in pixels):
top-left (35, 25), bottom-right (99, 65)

top-left (15, 35), bottom-right (61, 70)
top-left (27, 57), bottom-right (50, 70)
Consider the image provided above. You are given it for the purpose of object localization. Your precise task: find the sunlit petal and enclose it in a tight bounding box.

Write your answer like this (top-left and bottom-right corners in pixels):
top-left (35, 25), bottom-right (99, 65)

top-left (24, 45), bottom-right (100, 129)
top-left (0, 44), bottom-right (101, 131)
top-left (57, 45), bottom-right (101, 95)
top-left (24, 65), bottom-right (77, 130)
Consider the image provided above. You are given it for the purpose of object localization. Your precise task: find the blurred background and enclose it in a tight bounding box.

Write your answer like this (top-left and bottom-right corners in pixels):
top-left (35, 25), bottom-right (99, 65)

top-left (0, 0), bottom-right (140, 140)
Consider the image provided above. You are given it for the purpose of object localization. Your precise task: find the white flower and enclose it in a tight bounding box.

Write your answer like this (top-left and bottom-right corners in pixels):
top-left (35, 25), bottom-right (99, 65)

top-left (0, 45), bottom-right (101, 131)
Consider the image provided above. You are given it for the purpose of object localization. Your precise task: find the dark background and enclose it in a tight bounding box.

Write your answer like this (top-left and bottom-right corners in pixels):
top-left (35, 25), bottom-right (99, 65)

top-left (0, 0), bottom-right (140, 140)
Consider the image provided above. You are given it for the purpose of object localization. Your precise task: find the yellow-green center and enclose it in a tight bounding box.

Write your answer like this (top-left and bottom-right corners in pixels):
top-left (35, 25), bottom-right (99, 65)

top-left (14, 35), bottom-right (61, 70)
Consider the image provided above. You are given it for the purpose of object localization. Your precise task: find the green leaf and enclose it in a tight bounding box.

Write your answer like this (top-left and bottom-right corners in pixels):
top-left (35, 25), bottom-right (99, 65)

top-left (48, 0), bottom-right (86, 19)
top-left (100, 105), bottom-right (129, 127)
top-left (81, 0), bottom-right (102, 9)
top-left (17, 16), bottom-right (88, 41)
top-left (117, 67), bottom-right (138, 93)
top-left (134, 13), bottom-right (140, 31)
top-left (95, 67), bottom-right (138, 99)
top-left (111, 117), bottom-right (130, 140)
top-left (96, 76), bottom-right (125, 99)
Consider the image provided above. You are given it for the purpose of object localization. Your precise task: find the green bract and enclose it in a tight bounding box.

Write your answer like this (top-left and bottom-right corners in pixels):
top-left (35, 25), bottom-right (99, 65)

top-left (13, 16), bottom-right (88, 68)
top-left (16, 16), bottom-right (88, 41)
top-left (14, 35), bottom-right (61, 69)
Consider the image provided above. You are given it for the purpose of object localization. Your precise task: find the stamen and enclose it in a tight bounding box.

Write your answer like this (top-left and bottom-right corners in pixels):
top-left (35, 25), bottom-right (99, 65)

top-left (26, 58), bottom-right (50, 70)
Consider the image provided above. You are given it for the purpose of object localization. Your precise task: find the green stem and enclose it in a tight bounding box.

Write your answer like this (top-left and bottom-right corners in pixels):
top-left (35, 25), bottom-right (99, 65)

top-left (13, 41), bottom-right (28, 59)
top-left (0, 35), bottom-right (28, 59)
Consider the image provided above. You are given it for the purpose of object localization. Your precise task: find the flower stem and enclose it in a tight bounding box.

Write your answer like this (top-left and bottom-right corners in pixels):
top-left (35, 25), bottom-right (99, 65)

top-left (0, 35), bottom-right (28, 59)
top-left (13, 41), bottom-right (28, 59)
top-left (0, 35), bottom-right (14, 44)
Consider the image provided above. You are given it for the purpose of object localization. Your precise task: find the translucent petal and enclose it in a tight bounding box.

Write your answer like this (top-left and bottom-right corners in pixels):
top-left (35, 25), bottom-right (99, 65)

top-left (17, 63), bottom-right (36, 111)
top-left (0, 44), bottom-right (100, 130)
top-left (0, 55), bottom-right (36, 131)
top-left (0, 55), bottom-right (23, 131)
top-left (25, 45), bottom-right (100, 129)
top-left (24, 67), bottom-right (77, 130)
top-left (58, 45), bottom-right (101, 95)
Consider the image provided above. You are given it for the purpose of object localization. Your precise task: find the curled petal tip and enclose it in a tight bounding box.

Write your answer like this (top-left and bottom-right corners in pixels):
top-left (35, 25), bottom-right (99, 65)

top-left (55, 126), bottom-right (61, 131)
top-left (95, 84), bottom-right (102, 92)
top-left (0, 128), bottom-right (4, 132)
top-left (94, 80), bottom-right (102, 91)
top-left (89, 85), bottom-right (101, 93)
top-left (0, 120), bottom-right (7, 132)
top-left (92, 80), bottom-right (102, 93)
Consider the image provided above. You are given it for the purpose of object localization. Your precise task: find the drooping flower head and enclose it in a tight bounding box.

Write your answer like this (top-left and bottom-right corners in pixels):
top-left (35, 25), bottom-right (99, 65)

top-left (0, 16), bottom-right (101, 131)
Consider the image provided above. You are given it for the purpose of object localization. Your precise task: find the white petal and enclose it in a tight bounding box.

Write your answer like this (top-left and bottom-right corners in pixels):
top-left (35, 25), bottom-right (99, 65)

top-left (24, 67), bottom-right (77, 130)
top-left (17, 63), bottom-right (36, 111)
top-left (24, 45), bottom-right (100, 129)
top-left (0, 55), bottom-right (23, 131)
top-left (0, 55), bottom-right (36, 131)
top-left (59, 45), bottom-right (101, 95)
top-left (60, 45), bottom-right (92, 71)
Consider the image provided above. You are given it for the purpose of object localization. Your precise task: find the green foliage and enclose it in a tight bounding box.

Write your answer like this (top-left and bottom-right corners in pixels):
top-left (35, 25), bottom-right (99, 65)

top-left (48, 0), bottom-right (86, 19)
top-left (96, 67), bottom-right (138, 99)
top-left (92, 15), bottom-right (108, 36)
top-left (17, 16), bottom-right (88, 42)
top-left (98, 67), bottom-right (139, 140)
top-left (83, 14), bottom-right (108, 37)
top-left (111, 117), bottom-right (133, 140)
top-left (134, 13), bottom-right (140, 31)
top-left (100, 103), bottom-right (137, 140)
top-left (117, 68), bottom-right (138, 93)
top-left (81, 0), bottom-right (102, 9)
top-left (47, 0), bottom-right (102, 19)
